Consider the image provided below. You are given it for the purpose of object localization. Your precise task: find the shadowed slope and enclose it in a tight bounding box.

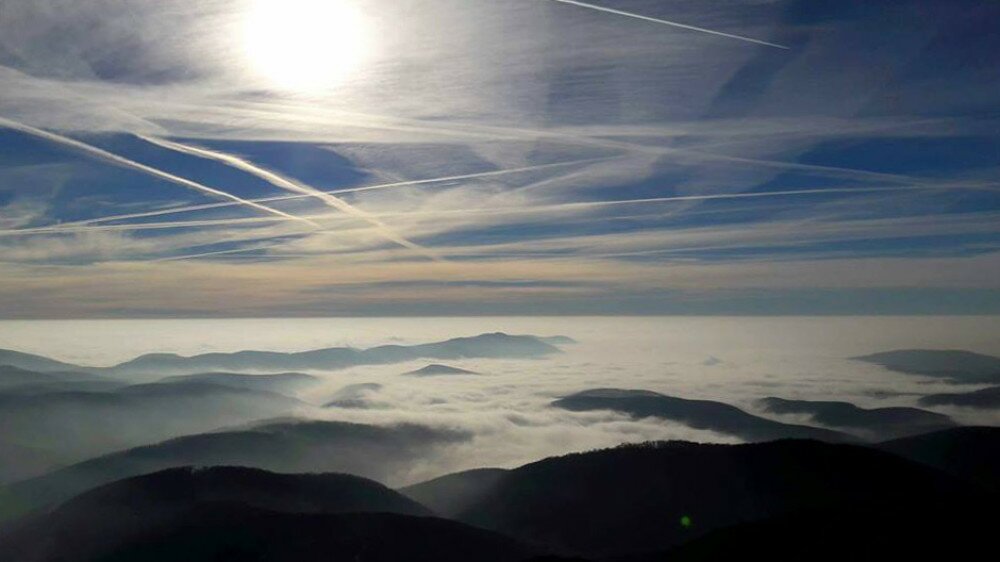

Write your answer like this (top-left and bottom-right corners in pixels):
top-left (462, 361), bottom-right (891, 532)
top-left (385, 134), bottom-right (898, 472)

top-left (876, 426), bottom-right (1000, 492)
top-left (455, 439), bottom-right (974, 556)
top-left (0, 467), bottom-right (536, 562)
top-left (400, 468), bottom-right (509, 517)
top-left (628, 496), bottom-right (995, 562)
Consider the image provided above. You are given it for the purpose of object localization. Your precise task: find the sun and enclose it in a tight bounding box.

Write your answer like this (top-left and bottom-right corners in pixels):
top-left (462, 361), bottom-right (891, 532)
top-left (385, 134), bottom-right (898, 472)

top-left (242, 0), bottom-right (370, 92)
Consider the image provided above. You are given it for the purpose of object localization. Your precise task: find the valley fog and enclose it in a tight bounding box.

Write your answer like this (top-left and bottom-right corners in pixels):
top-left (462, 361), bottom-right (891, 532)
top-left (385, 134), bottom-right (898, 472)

top-left (1, 316), bottom-right (996, 485)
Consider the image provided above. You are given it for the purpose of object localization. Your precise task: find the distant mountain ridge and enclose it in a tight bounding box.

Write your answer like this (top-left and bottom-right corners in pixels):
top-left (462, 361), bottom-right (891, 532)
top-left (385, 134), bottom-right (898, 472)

top-left (758, 396), bottom-right (955, 439)
top-left (919, 385), bottom-right (1000, 409)
top-left (0, 350), bottom-right (86, 375)
top-left (404, 364), bottom-right (479, 376)
top-left (854, 349), bottom-right (1000, 383)
top-left (0, 332), bottom-right (566, 376)
top-left (553, 388), bottom-right (853, 443)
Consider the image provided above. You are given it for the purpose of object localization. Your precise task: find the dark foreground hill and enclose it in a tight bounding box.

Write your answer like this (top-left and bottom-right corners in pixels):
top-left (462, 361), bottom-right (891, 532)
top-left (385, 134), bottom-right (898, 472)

top-left (4, 429), bottom-right (998, 561)
top-left (758, 396), bottom-right (954, 439)
top-left (553, 389), bottom-right (852, 443)
top-left (876, 426), bottom-right (1000, 492)
top-left (437, 439), bottom-right (978, 556)
top-left (0, 420), bottom-right (469, 524)
top-left (621, 496), bottom-right (995, 562)
top-left (0, 468), bottom-right (535, 562)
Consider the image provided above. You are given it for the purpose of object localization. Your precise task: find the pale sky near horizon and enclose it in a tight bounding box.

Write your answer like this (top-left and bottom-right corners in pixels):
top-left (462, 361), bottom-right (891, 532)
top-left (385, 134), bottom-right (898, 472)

top-left (1, 0), bottom-right (998, 318)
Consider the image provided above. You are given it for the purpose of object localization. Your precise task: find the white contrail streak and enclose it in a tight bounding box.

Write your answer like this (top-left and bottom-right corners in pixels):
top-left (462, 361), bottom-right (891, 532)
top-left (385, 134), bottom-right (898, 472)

top-left (63, 158), bottom-right (606, 227)
top-left (138, 135), bottom-right (443, 261)
top-left (546, 0), bottom-right (789, 49)
top-left (0, 117), bottom-right (321, 228)
top-left (4, 183), bottom-right (995, 240)
top-left (0, 185), bottom-right (948, 238)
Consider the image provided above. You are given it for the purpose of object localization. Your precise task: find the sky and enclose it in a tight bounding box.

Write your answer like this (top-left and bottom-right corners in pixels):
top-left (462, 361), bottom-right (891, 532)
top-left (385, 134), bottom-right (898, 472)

top-left (0, 0), bottom-right (998, 318)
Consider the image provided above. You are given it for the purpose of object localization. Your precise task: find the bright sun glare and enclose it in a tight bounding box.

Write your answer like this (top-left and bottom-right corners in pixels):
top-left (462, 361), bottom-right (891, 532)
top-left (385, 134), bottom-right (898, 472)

top-left (242, 0), bottom-right (370, 91)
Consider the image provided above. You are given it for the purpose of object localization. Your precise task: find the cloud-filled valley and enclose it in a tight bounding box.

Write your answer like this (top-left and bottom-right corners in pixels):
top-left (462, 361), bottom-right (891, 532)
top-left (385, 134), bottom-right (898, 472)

top-left (0, 316), bottom-right (997, 560)
top-left (1, 1), bottom-right (999, 559)
top-left (1, 317), bottom-right (996, 489)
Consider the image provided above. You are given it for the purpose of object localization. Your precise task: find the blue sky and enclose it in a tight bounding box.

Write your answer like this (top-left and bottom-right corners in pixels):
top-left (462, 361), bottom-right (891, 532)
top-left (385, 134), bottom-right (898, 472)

top-left (0, 0), bottom-right (998, 317)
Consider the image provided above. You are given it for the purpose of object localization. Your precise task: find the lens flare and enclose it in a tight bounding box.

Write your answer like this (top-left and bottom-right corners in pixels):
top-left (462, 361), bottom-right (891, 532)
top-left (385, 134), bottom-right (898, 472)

top-left (242, 0), bottom-right (370, 91)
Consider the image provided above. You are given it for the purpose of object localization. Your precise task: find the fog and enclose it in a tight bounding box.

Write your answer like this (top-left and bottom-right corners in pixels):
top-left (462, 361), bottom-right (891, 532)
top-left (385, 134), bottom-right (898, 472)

top-left (1, 316), bottom-right (997, 485)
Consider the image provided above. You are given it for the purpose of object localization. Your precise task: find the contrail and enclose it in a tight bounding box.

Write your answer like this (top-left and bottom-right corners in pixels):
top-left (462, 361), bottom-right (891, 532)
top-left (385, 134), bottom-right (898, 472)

top-left (1, 183), bottom-right (989, 239)
top-left (65, 158), bottom-right (606, 227)
top-left (0, 117), bottom-right (321, 228)
top-left (138, 135), bottom-right (443, 261)
top-left (546, 0), bottom-right (789, 49)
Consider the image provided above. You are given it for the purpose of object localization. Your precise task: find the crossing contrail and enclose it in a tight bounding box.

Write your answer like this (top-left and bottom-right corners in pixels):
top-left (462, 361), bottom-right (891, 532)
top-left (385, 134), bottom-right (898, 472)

top-left (138, 135), bottom-right (444, 261)
top-left (546, 0), bottom-right (789, 49)
top-left (62, 158), bottom-right (607, 227)
top-left (0, 117), bottom-right (320, 228)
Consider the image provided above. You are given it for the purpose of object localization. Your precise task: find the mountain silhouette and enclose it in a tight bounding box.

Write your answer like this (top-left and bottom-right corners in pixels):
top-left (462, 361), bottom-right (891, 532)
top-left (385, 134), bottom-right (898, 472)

top-left (758, 396), bottom-right (954, 439)
top-left (0, 468), bottom-right (537, 562)
top-left (0, 419), bottom-right (469, 524)
top-left (451, 439), bottom-right (975, 556)
top-left (404, 364), bottom-right (479, 376)
top-left (322, 382), bottom-right (385, 409)
top-left (400, 468), bottom-right (509, 516)
top-left (854, 349), bottom-right (1000, 383)
top-left (553, 389), bottom-right (852, 442)
top-left (919, 385), bottom-right (1000, 409)
top-left (540, 336), bottom-right (577, 345)
top-left (876, 426), bottom-right (1000, 492)
top-left (108, 332), bottom-right (562, 375)
top-left (0, 350), bottom-right (87, 374)
top-left (0, 332), bottom-right (565, 378)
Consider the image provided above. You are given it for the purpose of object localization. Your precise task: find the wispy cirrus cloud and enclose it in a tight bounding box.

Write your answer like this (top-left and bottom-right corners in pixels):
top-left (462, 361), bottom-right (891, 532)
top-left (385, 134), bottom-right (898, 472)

top-left (0, 0), bottom-right (997, 316)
